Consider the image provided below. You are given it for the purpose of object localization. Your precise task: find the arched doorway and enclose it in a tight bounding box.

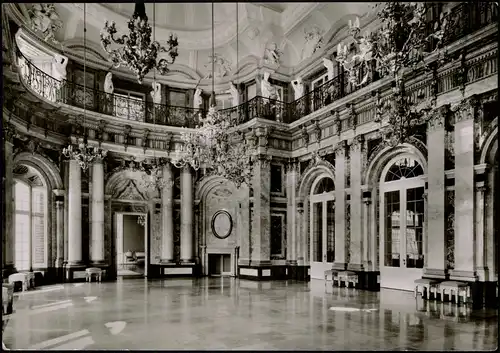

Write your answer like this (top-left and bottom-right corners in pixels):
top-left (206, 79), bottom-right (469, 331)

top-left (379, 155), bottom-right (425, 291)
top-left (309, 176), bottom-right (335, 279)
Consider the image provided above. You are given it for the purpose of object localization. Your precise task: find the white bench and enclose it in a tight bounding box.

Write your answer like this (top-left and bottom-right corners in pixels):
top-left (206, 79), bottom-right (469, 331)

top-left (335, 271), bottom-right (358, 288)
top-left (85, 268), bottom-right (104, 283)
top-left (8, 273), bottom-right (31, 292)
top-left (414, 278), bottom-right (440, 299)
top-left (439, 281), bottom-right (470, 305)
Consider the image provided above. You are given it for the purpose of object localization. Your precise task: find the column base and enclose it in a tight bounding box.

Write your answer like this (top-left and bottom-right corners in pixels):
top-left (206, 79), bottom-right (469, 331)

top-left (64, 263), bottom-right (87, 282)
top-left (347, 263), bottom-right (364, 272)
top-left (90, 260), bottom-right (107, 266)
top-left (249, 260), bottom-right (272, 266)
top-left (180, 259), bottom-right (195, 265)
top-left (449, 269), bottom-right (477, 282)
top-left (287, 264), bottom-right (309, 281)
top-left (286, 260), bottom-right (298, 266)
top-left (423, 268), bottom-right (448, 280)
top-left (160, 259), bottom-right (175, 264)
top-left (332, 262), bottom-right (347, 271)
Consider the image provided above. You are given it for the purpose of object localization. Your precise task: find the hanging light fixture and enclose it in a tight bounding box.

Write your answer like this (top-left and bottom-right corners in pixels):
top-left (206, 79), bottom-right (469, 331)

top-left (140, 3), bottom-right (167, 191)
top-left (172, 3), bottom-right (256, 187)
top-left (336, 2), bottom-right (450, 145)
top-left (63, 4), bottom-right (107, 171)
top-left (100, 0), bottom-right (179, 84)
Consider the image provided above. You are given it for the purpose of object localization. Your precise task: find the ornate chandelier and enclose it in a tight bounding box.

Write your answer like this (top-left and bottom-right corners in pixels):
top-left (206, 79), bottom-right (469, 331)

top-left (64, 4), bottom-right (107, 170)
top-left (100, 1), bottom-right (179, 84)
top-left (336, 2), bottom-right (449, 144)
top-left (172, 4), bottom-right (256, 187)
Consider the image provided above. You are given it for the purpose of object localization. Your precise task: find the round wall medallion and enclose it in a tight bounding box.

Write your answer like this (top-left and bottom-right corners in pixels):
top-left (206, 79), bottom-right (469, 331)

top-left (211, 210), bottom-right (233, 239)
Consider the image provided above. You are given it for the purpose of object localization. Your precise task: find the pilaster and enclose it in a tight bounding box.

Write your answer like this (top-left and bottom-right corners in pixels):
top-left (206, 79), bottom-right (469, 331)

top-left (286, 160), bottom-right (299, 265)
top-left (180, 166), bottom-right (194, 263)
top-left (53, 189), bottom-right (65, 269)
top-left (66, 159), bottom-right (83, 266)
top-left (2, 124), bottom-right (16, 276)
top-left (333, 140), bottom-right (347, 270)
top-left (161, 163), bottom-right (175, 263)
top-left (90, 158), bottom-right (105, 265)
top-left (424, 105), bottom-right (449, 279)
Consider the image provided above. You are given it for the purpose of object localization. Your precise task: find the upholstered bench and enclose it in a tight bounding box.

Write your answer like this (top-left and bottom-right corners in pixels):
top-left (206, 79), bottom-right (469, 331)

top-left (8, 273), bottom-right (30, 292)
top-left (85, 268), bottom-right (103, 283)
top-left (439, 281), bottom-right (470, 305)
top-left (414, 278), bottom-right (440, 299)
top-left (336, 271), bottom-right (358, 288)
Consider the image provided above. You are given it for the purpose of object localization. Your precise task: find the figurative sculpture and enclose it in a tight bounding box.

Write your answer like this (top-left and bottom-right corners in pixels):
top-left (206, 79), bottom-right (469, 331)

top-left (151, 81), bottom-right (162, 104)
top-left (194, 88), bottom-right (203, 108)
top-left (322, 58), bottom-right (335, 81)
top-left (104, 72), bottom-right (114, 94)
top-left (291, 77), bottom-right (304, 100)
top-left (229, 82), bottom-right (239, 107)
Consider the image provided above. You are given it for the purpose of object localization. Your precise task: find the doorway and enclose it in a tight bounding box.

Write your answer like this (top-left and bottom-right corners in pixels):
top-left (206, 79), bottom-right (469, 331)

top-left (115, 212), bottom-right (148, 277)
top-left (309, 177), bottom-right (335, 280)
top-left (379, 155), bottom-right (425, 291)
top-left (208, 254), bottom-right (232, 276)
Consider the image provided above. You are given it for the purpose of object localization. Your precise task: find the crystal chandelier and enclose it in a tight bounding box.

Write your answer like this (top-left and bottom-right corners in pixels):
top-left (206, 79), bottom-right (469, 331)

top-left (336, 2), bottom-right (449, 144)
top-left (172, 4), bottom-right (256, 187)
top-left (100, 1), bottom-right (179, 84)
top-left (64, 4), bottom-right (107, 170)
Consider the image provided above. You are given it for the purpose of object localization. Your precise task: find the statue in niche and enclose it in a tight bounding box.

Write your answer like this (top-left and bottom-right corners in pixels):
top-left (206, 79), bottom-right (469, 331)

top-left (291, 77), bottom-right (304, 100)
top-left (229, 82), bottom-right (239, 107)
top-left (104, 72), bottom-right (114, 94)
top-left (261, 71), bottom-right (279, 100)
top-left (204, 53), bottom-right (232, 79)
top-left (51, 54), bottom-right (68, 81)
top-left (28, 4), bottom-right (63, 44)
top-left (301, 26), bottom-right (324, 61)
top-left (150, 81), bottom-right (162, 104)
top-left (193, 88), bottom-right (203, 109)
top-left (322, 58), bottom-right (335, 81)
top-left (264, 42), bottom-right (282, 66)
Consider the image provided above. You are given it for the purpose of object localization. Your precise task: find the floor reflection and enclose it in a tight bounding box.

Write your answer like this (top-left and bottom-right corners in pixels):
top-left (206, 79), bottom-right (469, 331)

top-left (3, 277), bottom-right (498, 350)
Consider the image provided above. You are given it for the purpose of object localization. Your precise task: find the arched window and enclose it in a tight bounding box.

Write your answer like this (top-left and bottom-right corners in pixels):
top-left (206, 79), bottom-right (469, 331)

top-left (313, 177), bottom-right (335, 194)
top-left (14, 179), bottom-right (46, 271)
top-left (384, 157), bottom-right (424, 182)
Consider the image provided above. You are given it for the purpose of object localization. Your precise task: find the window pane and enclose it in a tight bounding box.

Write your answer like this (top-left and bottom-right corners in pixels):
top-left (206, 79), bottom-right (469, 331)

top-left (270, 215), bottom-right (283, 257)
top-left (385, 191), bottom-right (400, 267)
top-left (169, 91), bottom-right (186, 107)
top-left (313, 203), bottom-right (323, 262)
top-left (406, 187), bottom-right (425, 268)
top-left (15, 213), bottom-right (30, 271)
top-left (32, 215), bottom-right (45, 264)
top-left (270, 165), bottom-right (282, 193)
top-left (15, 182), bottom-right (30, 212)
top-left (32, 188), bottom-right (45, 214)
top-left (385, 157), bottom-right (424, 182)
top-left (326, 200), bottom-right (335, 263)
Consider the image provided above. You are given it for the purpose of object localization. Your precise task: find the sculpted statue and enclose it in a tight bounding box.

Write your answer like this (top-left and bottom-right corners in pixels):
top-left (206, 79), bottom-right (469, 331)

top-left (291, 77), bottom-right (304, 100)
top-left (193, 88), bottom-right (203, 108)
top-left (104, 72), bottom-right (114, 94)
top-left (322, 58), bottom-right (335, 81)
top-left (28, 4), bottom-right (63, 44)
top-left (229, 82), bottom-right (239, 107)
top-left (261, 71), bottom-right (279, 100)
top-left (264, 42), bottom-right (282, 66)
top-left (51, 54), bottom-right (68, 81)
top-left (150, 81), bottom-right (162, 104)
top-left (301, 26), bottom-right (324, 61)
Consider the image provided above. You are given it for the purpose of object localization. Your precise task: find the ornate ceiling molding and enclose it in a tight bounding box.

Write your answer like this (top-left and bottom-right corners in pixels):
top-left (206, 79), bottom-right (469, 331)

top-left (282, 3), bottom-right (323, 36)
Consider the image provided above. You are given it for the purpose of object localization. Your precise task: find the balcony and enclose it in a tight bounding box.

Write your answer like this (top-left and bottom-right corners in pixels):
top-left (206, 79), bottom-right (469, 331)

top-left (12, 2), bottom-right (498, 130)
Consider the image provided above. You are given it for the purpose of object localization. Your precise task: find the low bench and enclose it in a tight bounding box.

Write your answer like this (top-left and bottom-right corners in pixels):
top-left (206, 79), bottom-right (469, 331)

top-left (335, 271), bottom-right (358, 288)
top-left (439, 281), bottom-right (470, 305)
top-left (8, 273), bottom-right (31, 292)
top-left (414, 278), bottom-right (440, 299)
top-left (85, 268), bottom-right (104, 283)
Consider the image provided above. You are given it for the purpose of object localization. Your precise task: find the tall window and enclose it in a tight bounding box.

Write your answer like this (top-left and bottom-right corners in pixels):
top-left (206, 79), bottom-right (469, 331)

top-left (14, 180), bottom-right (46, 271)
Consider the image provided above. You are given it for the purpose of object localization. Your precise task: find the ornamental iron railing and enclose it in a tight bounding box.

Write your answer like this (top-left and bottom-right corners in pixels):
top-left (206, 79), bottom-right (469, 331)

top-left (15, 1), bottom-right (496, 128)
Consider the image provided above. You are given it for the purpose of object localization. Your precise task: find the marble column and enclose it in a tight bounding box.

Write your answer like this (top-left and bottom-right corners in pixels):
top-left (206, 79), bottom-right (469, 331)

top-left (474, 179), bottom-right (487, 281)
top-left (251, 156), bottom-right (271, 266)
top-left (424, 106), bottom-right (448, 279)
top-left (348, 136), bottom-right (364, 271)
top-left (161, 163), bottom-right (174, 263)
top-left (53, 191), bottom-right (65, 268)
top-left (237, 186), bottom-right (251, 266)
top-left (180, 166), bottom-right (194, 263)
top-left (450, 97), bottom-right (477, 281)
top-left (362, 195), bottom-right (372, 270)
top-left (333, 141), bottom-right (347, 270)
top-left (286, 161), bottom-right (299, 265)
top-left (2, 124), bottom-right (15, 275)
top-left (67, 159), bottom-right (83, 265)
top-left (296, 205), bottom-right (305, 265)
top-left (90, 158), bottom-right (105, 264)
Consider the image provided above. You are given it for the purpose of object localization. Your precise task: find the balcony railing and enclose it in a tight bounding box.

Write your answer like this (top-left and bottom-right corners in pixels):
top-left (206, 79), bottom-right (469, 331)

top-left (14, 2), bottom-right (496, 128)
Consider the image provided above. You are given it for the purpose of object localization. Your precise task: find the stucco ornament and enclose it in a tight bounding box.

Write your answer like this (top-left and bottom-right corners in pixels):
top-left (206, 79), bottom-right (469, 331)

top-left (28, 4), bottom-right (63, 44)
top-left (204, 53), bottom-right (232, 79)
top-left (301, 26), bottom-right (324, 61)
top-left (264, 42), bottom-right (282, 66)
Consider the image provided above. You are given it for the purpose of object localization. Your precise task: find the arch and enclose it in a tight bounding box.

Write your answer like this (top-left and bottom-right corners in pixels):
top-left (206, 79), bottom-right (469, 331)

top-left (323, 13), bottom-right (363, 47)
top-left (479, 117), bottom-right (498, 165)
top-left (363, 142), bottom-right (428, 186)
top-left (311, 176), bottom-right (335, 195)
top-left (105, 169), bottom-right (154, 200)
top-left (195, 174), bottom-right (240, 201)
top-left (297, 160), bottom-right (335, 201)
top-left (13, 152), bottom-right (63, 191)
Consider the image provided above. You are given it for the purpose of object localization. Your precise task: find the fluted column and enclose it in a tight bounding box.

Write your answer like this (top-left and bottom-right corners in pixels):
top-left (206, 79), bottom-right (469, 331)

top-left (450, 97), bottom-right (477, 281)
top-left (90, 158), bottom-right (105, 264)
top-left (348, 136), bottom-right (364, 271)
top-left (286, 161), bottom-right (299, 265)
top-left (424, 105), bottom-right (448, 279)
top-left (2, 123), bottom-right (16, 275)
top-left (333, 141), bottom-right (347, 270)
top-left (180, 166), bottom-right (194, 263)
top-left (67, 159), bottom-right (83, 265)
top-left (161, 163), bottom-right (174, 263)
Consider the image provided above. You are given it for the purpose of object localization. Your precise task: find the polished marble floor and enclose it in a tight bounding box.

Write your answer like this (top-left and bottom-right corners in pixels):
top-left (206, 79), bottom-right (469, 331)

top-left (3, 277), bottom-right (498, 350)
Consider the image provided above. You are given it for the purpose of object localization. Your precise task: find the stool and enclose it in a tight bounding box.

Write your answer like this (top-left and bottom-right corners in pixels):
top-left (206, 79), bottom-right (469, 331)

top-left (8, 273), bottom-right (30, 292)
top-left (337, 271), bottom-right (358, 288)
top-left (85, 268), bottom-right (103, 283)
top-left (414, 278), bottom-right (440, 299)
top-left (439, 281), bottom-right (470, 305)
